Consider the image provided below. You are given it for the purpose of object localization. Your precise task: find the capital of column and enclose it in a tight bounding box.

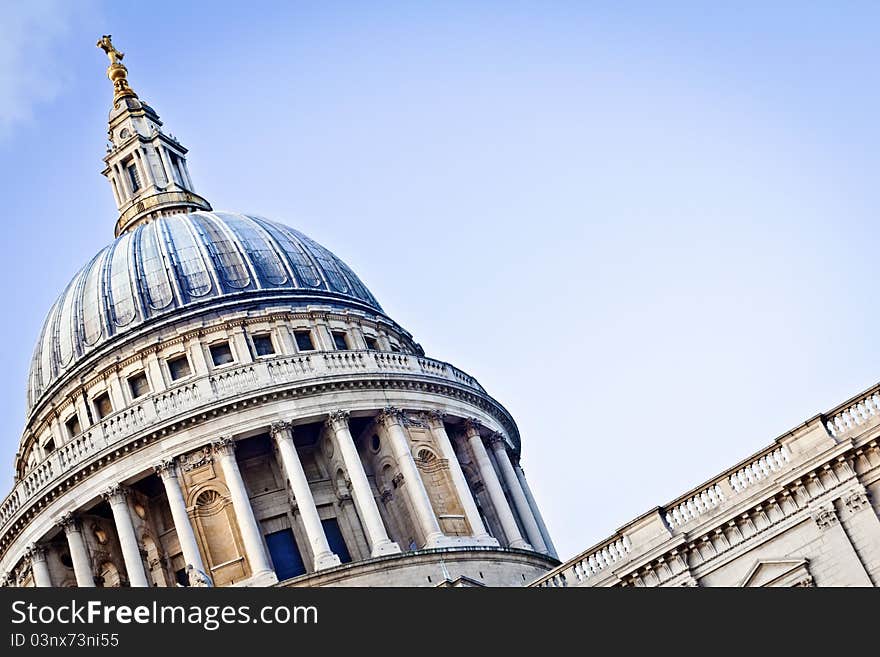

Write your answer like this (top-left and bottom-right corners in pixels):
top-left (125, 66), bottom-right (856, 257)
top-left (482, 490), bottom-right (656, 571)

top-left (153, 458), bottom-right (179, 480)
top-left (59, 512), bottom-right (82, 534)
top-left (326, 409), bottom-right (351, 431)
top-left (26, 543), bottom-right (47, 564)
top-left (424, 410), bottom-right (447, 429)
top-left (486, 431), bottom-right (508, 450)
top-left (103, 484), bottom-right (128, 505)
top-left (270, 420), bottom-right (293, 440)
top-left (464, 418), bottom-right (483, 438)
top-left (377, 406), bottom-right (404, 428)
top-left (212, 435), bottom-right (236, 457)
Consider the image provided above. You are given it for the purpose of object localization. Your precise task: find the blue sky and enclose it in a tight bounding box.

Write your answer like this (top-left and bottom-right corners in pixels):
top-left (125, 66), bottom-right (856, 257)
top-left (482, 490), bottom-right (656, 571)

top-left (1, 1), bottom-right (880, 560)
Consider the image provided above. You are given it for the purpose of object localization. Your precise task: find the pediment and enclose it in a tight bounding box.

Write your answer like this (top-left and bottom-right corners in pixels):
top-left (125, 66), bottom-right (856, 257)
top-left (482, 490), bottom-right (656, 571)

top-left (740, 559), bottom-right (812, 587)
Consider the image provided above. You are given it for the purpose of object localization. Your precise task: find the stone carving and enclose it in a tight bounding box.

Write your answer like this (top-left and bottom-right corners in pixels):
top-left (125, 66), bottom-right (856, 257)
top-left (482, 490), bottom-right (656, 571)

top-left (103, 484), bottom-right (128, 504)
top-left (812, 505), bottom-right (838, 530)
top-left (844, 489), bottom-right (870, 514)
top-left (392, 473), bottom-right (405, 488)
top-left (377, 406), bottom-right (403, 427)
top-left (270, 420), bottom-right (292, 438)
top-left (327, 410), bottom-right (351, 428)
top-left (179, 447), bottom-right (213, 472)
top-left (153, 458), bottom-right (178, 478)
top-left (186, 564), bottom-right (213, 587)
top-left (211, 436), bottom-right (236, 456)
top-left (59, 512), bottom-right (81, 533)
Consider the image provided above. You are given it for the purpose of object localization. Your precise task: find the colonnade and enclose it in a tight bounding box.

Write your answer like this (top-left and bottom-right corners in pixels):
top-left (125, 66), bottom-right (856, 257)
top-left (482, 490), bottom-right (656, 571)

top-left (13, 409), bottom-right (554, 587)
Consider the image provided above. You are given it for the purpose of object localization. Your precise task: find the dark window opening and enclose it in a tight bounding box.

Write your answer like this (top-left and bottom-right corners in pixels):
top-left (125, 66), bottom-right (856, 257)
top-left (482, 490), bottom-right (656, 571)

top-left (265, 529), bottom-right (306, 581)
top-left (175, 568), bottom-right (189, 587)
top-left (127, 162), bottom-right (141, 192)
top-left (389, 343), bottom-right (401, 353)
top-left (210, 341), bottom-right (234, 366)
top-left (65, 415), bottom-right (81, 438)
top-left (332, 332), bottom-right (348, 351)
top-left (94, 392), bottom-right (113, 420)
top-left (167, 354), bottom-right (192, 380)
top-left (294, 331), bottom-right (314, 351)
top-left (365, 336), bottom-right (379, 351)
top-left (60, 552), bottom-right (73, 569)
top-left (43, 438), bottom-right (55, 454)
top-left (321, 518), bottom-right (352, 563)
top-left (252, 334), bottom-right (275, 357)
top-left (128, 372), bottom-right (150, 399)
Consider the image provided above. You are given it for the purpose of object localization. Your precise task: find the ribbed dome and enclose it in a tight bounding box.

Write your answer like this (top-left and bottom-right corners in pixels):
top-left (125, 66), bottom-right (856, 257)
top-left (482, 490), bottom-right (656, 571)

top-left (27, 211), bottom-right (382, 413)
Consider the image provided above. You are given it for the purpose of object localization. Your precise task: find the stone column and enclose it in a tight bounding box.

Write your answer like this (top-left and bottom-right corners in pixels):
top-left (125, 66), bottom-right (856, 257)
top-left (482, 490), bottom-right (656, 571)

top-left (155, 459), bottom-right (206, 574)
top-left (27, 545), bottom-right (52, 587)
top-left (212, 437), bottom-right (275, 580)
top-left (488, 434), bottom-right (547, 554)
top-left (425, 411), bottom-right (496, 544)
top-left (158, 147), bottom-right (175, 186)
top-left (514, 462), bottom-right (558, 559)
top-left (104, 486), bottom-right (149, 587)
top-left (377, 407), bottom-right (446, 548)
top-left (464, 420), bottom-right (530, 550)
top-left (326, 411), bottom-right (400, 557)
top-left (229, 324), bottom-right (254, 364)
top-left (60, 513), bottom-right (94, 587)
top-left (271, 422), bottom-right (341, 571)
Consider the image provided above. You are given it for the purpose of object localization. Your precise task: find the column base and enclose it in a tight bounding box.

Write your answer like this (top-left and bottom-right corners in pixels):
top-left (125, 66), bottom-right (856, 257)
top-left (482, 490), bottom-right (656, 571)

top-left (235, 569), bottom-right (279, 587)
top-left (508, 539), bottom-right (533, 550)
top-left (370, 540), bottom-right (402, 558)
top-left (423, 534), bottom-right (501, 549)
top-left (314, 552), bottom-right (342, 571)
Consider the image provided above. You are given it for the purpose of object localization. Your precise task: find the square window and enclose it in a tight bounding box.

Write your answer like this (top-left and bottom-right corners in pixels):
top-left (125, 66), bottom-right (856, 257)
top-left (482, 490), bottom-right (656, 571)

top-left (43, 438), bottom-right (55, 454)
top-left (365, 336), bottom-right (379, 351)
top-left (332, 332), bottom-right (348, 351)
top-left (167, 354), bottom-right (192, 381)
top-left (294, 331), bottom-right (314, 351)
top-left (65, 415), bottom-right (81, 438)
top-left (389, 343), bottom-right (401, 353)
top-left (253, 334), bottom-right (275, 357)
top-left (210, 341), bottom-right (235, 366)
top-left (94, 392), bottom-right (113, 420)
top-left (128, 372), bottom-right (150, 399)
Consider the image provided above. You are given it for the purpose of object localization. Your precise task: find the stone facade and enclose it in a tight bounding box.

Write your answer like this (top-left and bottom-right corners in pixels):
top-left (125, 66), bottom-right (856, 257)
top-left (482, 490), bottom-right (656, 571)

top-left (533, 389), bottom-right (880, 587)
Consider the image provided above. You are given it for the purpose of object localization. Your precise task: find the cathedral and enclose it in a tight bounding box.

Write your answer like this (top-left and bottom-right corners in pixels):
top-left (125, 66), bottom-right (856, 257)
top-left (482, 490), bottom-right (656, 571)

top-left (2, 38), bottom-right (879, 589)
top-left (0, 38), bottom-right (557, 588)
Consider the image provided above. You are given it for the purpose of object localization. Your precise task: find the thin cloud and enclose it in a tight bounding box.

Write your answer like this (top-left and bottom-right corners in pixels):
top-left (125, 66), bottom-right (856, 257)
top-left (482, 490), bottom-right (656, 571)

top-left (0, 1), bottom-right (84, 138)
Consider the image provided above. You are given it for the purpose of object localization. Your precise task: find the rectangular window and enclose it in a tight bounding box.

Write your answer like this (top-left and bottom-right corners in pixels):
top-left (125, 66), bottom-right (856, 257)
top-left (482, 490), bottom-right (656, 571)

top-left (252, 334), bottom-right (275, 357)
top-left (365, 336), bottom-right (379, 351)
top-left (294, 331), bottom-right (314, 351)
top-left (65, 414), bottom-right (81, 438)
top-left (43, 438), bottom-right (55, 454)
top-left (265, 529), bottom-right (307, 581)
top-left (389, 343), bottom-right (401, 353)
top-left (321, 518), bottom-right (352, 563)
top-left (128, 372), bottom-right (150, 399)
top-left (332, 332), bottom-right (348, 351)
top-left (94, 392), bottom-right (113, 420)
top-left (210, 341), bottom-right (235, 366)
top-left (167, 354), bottom-right (192, 380)
top-left (127, 162), bottom-right (141, 192)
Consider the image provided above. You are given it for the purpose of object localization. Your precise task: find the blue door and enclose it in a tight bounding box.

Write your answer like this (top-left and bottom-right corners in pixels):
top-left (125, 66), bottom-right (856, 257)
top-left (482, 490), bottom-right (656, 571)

top-left (265, 529), bottom-right (306, 580)
top-left (321, 518), bottom-right (352, 563)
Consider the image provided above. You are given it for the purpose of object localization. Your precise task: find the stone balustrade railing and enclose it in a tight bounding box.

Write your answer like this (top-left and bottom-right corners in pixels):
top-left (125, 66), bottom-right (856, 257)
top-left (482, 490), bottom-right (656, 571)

top-left (665, 483), bottom-right (725, 527)
top-left (825, 387), bottom-right (880, 438)
top-left (728, 446), bottom-right (790, 493)
top-left (0, 350), bottom-right (488, 537)
top-left (535, 535), bottom-right (632, 587)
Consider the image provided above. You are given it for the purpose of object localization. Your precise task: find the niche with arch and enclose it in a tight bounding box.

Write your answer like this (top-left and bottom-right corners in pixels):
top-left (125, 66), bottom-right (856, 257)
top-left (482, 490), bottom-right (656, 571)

top-left (190, 486), bottom-right (247, 585)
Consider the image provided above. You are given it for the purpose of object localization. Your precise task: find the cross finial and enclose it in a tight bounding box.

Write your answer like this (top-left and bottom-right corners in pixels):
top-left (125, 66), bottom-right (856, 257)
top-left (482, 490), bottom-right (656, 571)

top-left (96, 35), bottom-right (124, 65)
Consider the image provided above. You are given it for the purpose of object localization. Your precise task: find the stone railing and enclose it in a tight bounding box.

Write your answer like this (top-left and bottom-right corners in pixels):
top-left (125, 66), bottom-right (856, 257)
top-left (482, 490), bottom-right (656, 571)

top-left (665, 483), bottom-right (725, 527)
top-left (0, 350), bottom-right (488, 537)
top-left (535, 535), bottom-right (632, 587)
top-left (825, 387), bottom-right (880, 438)
top-left (728, 446), bottom-right (790, 493)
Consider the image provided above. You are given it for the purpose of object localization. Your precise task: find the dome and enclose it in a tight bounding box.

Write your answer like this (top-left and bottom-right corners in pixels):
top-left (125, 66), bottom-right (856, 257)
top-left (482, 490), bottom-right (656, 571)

top-left (27, 211), bottom-right (383, 413)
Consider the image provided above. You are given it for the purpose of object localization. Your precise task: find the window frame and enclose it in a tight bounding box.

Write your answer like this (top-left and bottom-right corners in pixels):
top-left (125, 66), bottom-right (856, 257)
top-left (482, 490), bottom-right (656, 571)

top-left (209, 340), bottom-right (236, 368)
top-left (64, 413), bottom-right (81, 438)
top-left (127, 370), bottom-right (151, 400)
top-left (166, 353), bottom-right (193, 381)
top-left (251, 333), bottom-right (276, 358)
top-left (294, 330), bottom-right (315, 352)
top-left (331, 331), bottom-right (348, 351)
top-left (93, 391), bottom-right (113, 420)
